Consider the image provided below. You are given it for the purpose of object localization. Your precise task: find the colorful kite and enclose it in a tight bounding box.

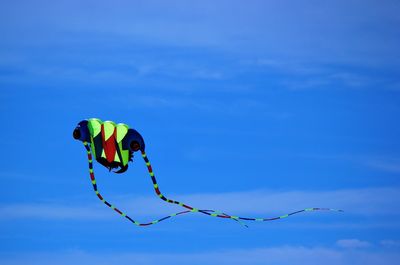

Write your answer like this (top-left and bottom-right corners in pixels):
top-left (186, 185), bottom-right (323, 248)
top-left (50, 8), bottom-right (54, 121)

top-left (73, 118), bottom-right (341, 227)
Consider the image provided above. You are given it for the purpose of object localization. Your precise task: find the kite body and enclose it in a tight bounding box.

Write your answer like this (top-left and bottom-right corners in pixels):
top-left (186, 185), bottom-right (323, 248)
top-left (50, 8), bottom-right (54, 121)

top-left (73, 118), bottom-right (341, 227)
top-left (73, 118), bottom-right (145, 173)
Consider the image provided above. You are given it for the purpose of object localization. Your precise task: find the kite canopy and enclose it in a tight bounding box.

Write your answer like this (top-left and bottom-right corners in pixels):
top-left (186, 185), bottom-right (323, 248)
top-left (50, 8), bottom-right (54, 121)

top-left (73, 118), bottom-right (145, 173)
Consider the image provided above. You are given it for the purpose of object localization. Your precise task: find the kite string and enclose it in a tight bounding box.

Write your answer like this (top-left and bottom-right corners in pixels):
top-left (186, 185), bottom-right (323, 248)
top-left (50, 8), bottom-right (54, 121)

top-left (141, 150), bottom-right (343, 222)
top-left (83, 141), bottom-right (219, 226)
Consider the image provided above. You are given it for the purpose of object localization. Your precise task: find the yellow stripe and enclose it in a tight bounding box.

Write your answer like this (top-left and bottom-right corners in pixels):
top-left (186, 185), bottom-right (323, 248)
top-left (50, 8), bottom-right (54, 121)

top-left (153, 184), bottom-right (158, 189)
top-left (116, 123), bottom-right (129, 143)
top-left (91, 180), bottom-right (96, 184)
top-left (150, 172), bottom-right (154, 177)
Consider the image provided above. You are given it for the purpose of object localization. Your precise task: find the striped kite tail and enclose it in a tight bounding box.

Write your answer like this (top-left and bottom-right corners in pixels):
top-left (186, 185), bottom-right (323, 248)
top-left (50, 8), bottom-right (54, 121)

top-left (83, 142), bottom-right (225, 226)
top-left (141, 150), bottom-right (342, 224)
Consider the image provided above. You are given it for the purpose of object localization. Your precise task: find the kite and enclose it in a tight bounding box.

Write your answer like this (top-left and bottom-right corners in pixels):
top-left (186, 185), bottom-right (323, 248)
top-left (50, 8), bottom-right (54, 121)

top-left (73, 118), bottom-right (341, 227)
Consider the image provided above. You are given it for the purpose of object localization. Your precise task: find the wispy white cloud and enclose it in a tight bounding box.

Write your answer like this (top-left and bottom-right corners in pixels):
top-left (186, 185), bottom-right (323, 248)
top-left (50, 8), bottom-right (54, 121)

top-left (366, 159), bottom-right (400, 173)
top-left (1, 187), bottom-right (399, 221)
top-left (3, 0), bottom-right (399, 66)
top-left (248, 58), bottom-right (385, 90)
top-left (1, 245), bottom-right (399, 265)
top-left (177, 188), bottom-right (400, 217)
top-left (0, 203), bottom-right (111, 220)
top-left (105, 94), bottom-right (283, 119)
top-left (337, 239), bottom-right (371, 248)
top-left (296, 153), bottom-right (400, 174)
top-left (380, 239), bottom-right (400, 248)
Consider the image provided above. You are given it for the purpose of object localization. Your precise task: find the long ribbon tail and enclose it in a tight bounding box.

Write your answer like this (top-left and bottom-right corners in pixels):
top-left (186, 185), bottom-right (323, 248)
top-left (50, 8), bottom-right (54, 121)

top-left (83, 142), bottom-right (233, 226)
top-left (141, 150), bottom-right (342, 224)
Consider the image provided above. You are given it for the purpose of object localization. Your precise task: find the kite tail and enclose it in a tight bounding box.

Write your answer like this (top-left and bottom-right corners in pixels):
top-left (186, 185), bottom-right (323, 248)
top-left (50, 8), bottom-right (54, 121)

top-left (141, 151), bottom-right (343, 224)
top-left (83, 142), bottom-right (225, 226)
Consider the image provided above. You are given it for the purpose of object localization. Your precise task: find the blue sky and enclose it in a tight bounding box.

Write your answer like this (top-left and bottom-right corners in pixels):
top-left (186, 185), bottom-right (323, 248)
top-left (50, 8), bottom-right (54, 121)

top-left (1, 0), bottom-right (400, 264)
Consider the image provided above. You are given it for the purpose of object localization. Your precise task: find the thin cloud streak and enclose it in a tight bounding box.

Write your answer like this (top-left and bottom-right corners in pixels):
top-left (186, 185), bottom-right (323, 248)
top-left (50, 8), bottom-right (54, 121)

top-left (2, 0), bottom-right (399, 66)
top-left (1, 245), bottom-right (399, 265)
top-left (1, 187), bottom-right (398, 221)
top-left (0, 203), bottom-right (110, 220)
top-left (337, 239), bottom-right (372, 249)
